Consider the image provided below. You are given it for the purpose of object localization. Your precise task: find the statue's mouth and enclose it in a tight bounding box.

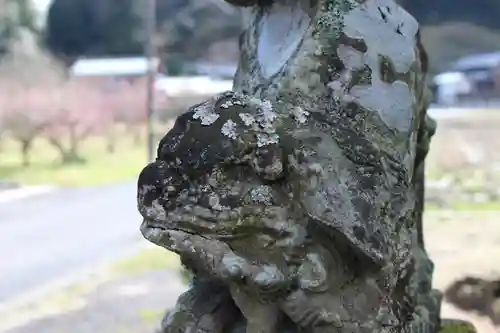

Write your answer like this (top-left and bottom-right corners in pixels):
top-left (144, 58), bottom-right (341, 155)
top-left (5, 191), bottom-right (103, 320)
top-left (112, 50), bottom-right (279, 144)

top-left (140, 218), bottom-right (210, 250)
top-left (141, 214), bottom-right (206, 235)
top-left (139, 211), bottom-right (242, 250)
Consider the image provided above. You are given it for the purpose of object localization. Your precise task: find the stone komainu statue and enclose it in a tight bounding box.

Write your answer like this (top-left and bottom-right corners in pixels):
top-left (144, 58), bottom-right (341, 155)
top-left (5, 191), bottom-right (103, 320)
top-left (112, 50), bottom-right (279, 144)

top-left (136, 0), bottom-right (454, 332)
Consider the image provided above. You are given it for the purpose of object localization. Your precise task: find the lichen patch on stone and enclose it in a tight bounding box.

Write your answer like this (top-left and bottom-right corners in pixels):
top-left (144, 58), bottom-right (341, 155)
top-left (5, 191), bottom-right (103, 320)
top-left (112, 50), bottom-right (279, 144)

top-left (220, 98), bottom-right (244, 109)
top-left (292, 106), bottom-right (309, 124)
top-left (239, 113), bottom-right (256, 126)
top-left (256, 133), bottom-right (279, 147)
top-left (243, 97), bottom-right (281, 147)
top-left (192, 105), bottom-right (220, 125)
top-left (221, 119), bottom-right (238, 139)
top-left (249, 185), bottom-right (273, 204)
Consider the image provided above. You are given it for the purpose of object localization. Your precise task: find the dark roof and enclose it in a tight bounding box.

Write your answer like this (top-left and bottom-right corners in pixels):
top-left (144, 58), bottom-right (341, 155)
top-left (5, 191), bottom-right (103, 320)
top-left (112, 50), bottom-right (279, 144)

top-left (451, 51), bottom-right (500, 71)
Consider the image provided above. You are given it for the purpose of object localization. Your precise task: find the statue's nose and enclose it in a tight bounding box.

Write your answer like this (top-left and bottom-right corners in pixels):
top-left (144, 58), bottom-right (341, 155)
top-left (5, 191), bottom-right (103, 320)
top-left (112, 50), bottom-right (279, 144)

top-left (137, 161), bottom-right (164, 210)
top-left (137, 160), bottom-right (184, 218)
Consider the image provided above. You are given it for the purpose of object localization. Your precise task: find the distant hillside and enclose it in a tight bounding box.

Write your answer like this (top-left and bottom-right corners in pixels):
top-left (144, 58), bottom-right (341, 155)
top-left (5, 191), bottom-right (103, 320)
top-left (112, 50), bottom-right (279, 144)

top-left (399, 0), bottom-right (500, 75)
top-left (421, 23), bottom-right (500, 75)
top-left (157, 0), bottom-right (500, 74)
top-left (44, 0), bottom-right (500, 73)
top-left (400, 0), bottom-right (500, 31)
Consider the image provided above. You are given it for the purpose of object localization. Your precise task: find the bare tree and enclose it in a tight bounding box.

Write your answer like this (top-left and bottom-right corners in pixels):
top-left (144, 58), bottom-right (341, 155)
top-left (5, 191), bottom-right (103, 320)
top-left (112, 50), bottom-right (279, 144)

top-left (0, 30), bottom-right (65, 166)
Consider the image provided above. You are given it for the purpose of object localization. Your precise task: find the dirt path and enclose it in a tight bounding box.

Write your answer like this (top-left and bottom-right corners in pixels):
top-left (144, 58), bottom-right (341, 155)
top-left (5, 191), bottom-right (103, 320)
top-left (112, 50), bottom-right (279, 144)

top-left (426, 211), bottom-right (500, 333)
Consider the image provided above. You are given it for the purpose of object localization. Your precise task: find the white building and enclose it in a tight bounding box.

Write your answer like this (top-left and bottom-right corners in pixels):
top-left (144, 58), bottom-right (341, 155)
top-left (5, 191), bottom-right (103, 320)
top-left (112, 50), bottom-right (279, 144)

top-left (432, 71), bottom-right (472, 106)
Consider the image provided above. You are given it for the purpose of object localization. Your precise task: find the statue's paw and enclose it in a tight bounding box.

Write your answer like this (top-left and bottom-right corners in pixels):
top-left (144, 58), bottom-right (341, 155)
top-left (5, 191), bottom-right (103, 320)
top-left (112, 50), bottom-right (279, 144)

top-left (220, 253), bottom-right (253, 282)
top-left (280, 290), bottom-right (342, 328)
top-left (281, 292), bottom-right (316, 326)
top-left (246, 265), bottom-right (292, 297)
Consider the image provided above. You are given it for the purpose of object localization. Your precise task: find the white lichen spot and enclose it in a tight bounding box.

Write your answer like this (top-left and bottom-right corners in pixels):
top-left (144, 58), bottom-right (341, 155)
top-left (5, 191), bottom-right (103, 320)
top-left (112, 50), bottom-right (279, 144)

top-left (192, 106), bottom-right (219, 125)
top-left (259, 100), bottom-right (277, 126)
top-left (292, 106), bottom-right (309, 124)
top-left (242, 97), bottom-right (281, 146)
top-left (239, 113), bottom-right (255, 126)
top-left (221, 119), bottom-right (237, 139)
top-left (249, 185), bottom-right (273, 204)
top-left (247, 96), bottom-right (263, 108)
top-left (257, 133), bottom-right (279, 147)
top-left (260, 99), bottom-right (272, 113)
top-left (220, 100), bottom-right (234, 109)
top-left (199, 184), bottom-right (211, 192)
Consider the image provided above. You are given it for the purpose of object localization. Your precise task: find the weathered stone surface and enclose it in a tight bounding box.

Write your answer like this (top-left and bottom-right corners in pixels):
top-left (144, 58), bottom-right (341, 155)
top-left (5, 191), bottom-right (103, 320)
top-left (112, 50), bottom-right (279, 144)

top-left (136, 0), bottom-right (452, 332)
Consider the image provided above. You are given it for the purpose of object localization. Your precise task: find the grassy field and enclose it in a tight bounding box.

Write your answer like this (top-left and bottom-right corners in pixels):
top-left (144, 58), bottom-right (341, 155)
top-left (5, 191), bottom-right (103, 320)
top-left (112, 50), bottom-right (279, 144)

top-left (0, 135), bottom-right (149, 187)
top-left (0, 121), bottom-right (179, 187)
top-left (427, 111), bottom-right (500, 177)
top-left (1, 110), bottom-right (498, 204)
top-left (111, 246), bottom-right (180, 277)
top-left (425, 110), bottom-right (500, 209)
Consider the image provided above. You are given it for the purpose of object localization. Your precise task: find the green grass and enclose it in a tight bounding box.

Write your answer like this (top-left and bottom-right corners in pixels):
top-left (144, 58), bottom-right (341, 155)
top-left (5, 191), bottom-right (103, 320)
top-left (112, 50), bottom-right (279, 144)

top-left (111, 246), bottom-right (180, 277)
top-left (439, 320), bottom-right (477, 333)
top-left (0, 134), bottom-right (151, 187)
top-left (138, 309), bottom-right (166, 325)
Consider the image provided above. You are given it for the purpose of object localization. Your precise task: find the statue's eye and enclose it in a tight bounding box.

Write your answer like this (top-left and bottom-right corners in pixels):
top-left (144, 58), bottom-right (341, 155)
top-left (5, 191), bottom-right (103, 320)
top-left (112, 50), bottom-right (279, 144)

top-left (164, 185), bottom-right (177, 197)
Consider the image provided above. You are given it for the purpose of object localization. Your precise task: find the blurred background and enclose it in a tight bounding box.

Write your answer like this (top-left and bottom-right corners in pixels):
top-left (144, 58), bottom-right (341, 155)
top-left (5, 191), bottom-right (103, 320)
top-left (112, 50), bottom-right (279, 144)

top-left (0, 1), bottom-right (499, 332)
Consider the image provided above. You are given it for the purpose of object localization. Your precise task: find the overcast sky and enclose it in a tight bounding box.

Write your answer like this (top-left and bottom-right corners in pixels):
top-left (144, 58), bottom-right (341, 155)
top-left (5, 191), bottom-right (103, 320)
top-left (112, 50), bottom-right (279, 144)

top-left (30, 0), bottom-right (51, 27)
top-left (32, 0), bottom-right (51, 15)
